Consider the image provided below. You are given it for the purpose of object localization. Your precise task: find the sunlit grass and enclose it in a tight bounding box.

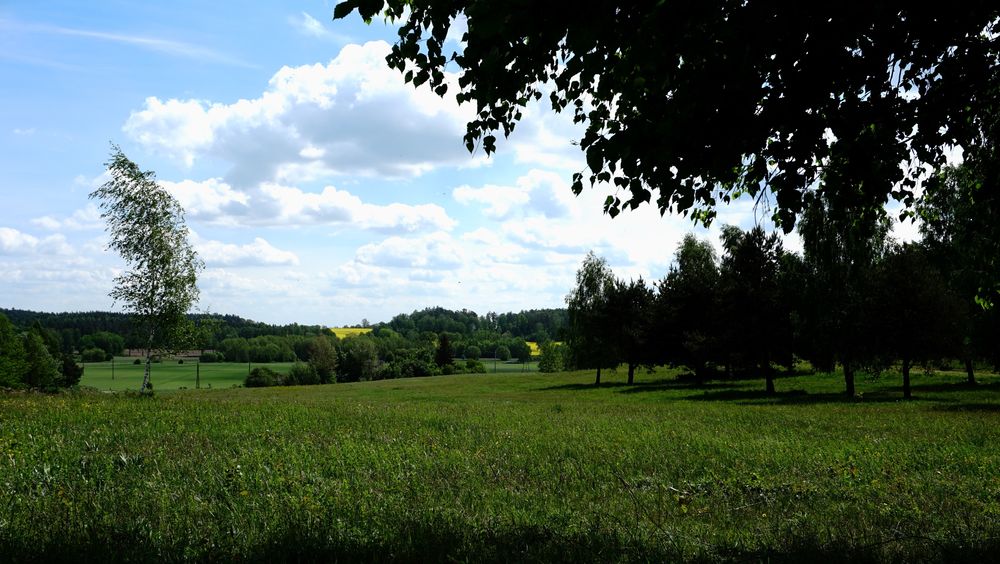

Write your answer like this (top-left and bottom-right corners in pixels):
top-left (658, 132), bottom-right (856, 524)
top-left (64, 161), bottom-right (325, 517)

top-left (2, 367), bottom-right (999, 561)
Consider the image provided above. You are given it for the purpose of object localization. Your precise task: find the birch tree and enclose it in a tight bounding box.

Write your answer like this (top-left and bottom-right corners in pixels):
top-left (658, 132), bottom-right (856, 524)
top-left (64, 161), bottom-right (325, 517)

top-left (90, 147), bottom-right (202, 393)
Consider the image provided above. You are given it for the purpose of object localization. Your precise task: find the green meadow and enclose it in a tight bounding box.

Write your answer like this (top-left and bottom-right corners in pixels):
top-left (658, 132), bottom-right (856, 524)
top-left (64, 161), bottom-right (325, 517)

top-left (80, 358), bottom-right (539, 391)
top-left (2, 368), bottom-right (999, 561)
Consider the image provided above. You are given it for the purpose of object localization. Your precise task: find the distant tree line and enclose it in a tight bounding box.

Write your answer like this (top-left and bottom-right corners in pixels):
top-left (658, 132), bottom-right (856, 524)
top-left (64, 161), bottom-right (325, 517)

top-left (0, 314), bottom-right (83, 390)
top-left (564, 176), bottom-right (1000, 398)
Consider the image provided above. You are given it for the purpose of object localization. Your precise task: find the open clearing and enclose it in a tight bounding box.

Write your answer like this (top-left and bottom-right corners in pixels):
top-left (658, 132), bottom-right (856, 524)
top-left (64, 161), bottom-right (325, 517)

top-left (2, 368), bottom-right (999, 561)
top-left (80, 359), bottom-right (539, 391)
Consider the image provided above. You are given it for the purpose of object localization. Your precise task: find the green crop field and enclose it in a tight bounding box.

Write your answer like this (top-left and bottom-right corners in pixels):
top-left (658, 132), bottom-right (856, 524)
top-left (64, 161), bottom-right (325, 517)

top-left (2, 368), bottom-right (999, 561)
top-left (80, 358), bottom-right (298, 391)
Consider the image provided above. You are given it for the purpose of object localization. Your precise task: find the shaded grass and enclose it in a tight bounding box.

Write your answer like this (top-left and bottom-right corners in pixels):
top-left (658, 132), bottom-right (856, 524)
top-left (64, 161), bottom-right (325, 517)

top-left (1, 368), bottom-right (999, 561)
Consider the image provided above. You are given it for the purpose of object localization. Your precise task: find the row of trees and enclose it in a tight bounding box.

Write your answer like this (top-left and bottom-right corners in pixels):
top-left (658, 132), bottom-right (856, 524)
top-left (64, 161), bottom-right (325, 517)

top-left (386, 307), bottom-right (566, 343)
top-left (566, 171), bottom-right (998, 397)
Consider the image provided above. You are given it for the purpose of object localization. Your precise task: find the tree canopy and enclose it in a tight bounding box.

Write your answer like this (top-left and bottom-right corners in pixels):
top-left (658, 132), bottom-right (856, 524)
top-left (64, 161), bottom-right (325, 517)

top-left (335, 2), bottom-right (998, 231)
top-left (90, 147), bottom-right (203, 393)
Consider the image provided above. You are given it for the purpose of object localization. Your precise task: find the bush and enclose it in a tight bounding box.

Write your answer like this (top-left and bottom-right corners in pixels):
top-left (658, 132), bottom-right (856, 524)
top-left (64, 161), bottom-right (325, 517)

top-left (465, 359), bottom-right (487, 374)
top-left (495, 345), bottom-right (511, 361)
top-left (81, 348), bottom-right (108, 363)
top-left (199, 351), bottom-right (223, 363)
top-left (177, 359), bottom-right (184, 364)
top-left (245, 367), bottom-right (283, 388)
top-left (441, 363), bottom-right (456, 375)
top-left (287, 362), bottom-right (319, 386)
top-left (464, 345), bottom-right (481, 360)
top-left (133, 358), bottom-right (141, 365)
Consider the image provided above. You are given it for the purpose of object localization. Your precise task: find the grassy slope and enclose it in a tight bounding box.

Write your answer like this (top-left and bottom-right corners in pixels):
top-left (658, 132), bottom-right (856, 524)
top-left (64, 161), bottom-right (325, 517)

top-left (2, 368), bottom-right (999, 562)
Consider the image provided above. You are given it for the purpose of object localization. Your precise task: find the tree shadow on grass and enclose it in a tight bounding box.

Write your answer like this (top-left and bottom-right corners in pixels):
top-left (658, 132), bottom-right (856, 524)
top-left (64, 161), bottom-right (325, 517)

top-left (910, 380), bottom-right (1000, 394)
top-left (681, 388), bottom-right (933, 406)
top-left (536, 379), bottom-right (735, 393)
top-left (930, 402), bottom-right (1000, 413)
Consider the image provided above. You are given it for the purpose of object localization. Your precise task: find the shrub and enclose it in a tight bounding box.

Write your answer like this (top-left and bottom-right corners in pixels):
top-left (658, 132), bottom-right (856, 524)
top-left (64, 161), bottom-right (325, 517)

top-left (81, 348), bottom-right (108, 363)
top-left (245, 367), bottom-right (283, 388)
top-left (464, 345), bottom-right (481, 361)
top-left (132, 358), bottom-right (141, 365)
top-left (177, 359), bottom-right (184, 364)
top-left (441, 363), bottom-right (456, 375)
top-left (495, 345), bottom-right (511, 361)
top-left (465, 359), bottom-right (487, 374)
top-left (199, 351), bottom-right (223, 363)
top-left (287, 362), bottom-right (319, 386)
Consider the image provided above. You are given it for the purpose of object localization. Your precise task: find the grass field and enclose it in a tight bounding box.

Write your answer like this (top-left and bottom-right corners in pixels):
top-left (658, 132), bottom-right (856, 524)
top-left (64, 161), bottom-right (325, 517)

top-left (80, 359), bottom-right (538, 391)
top-left (80, 358), bottom-right (298, 391)
top-left (2, 368), bottom-right (999, 561)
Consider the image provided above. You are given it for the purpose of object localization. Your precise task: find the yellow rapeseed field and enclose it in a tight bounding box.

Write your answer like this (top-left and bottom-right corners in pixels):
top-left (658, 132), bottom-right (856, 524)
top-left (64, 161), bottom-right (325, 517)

top-left (329, 327), bottom-right (373, 339)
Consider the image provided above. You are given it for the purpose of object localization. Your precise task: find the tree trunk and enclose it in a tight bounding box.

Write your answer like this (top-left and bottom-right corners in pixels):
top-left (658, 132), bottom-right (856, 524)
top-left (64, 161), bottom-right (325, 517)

top-left (627, 363), bottom-right (635, 385)
top-left (142, 349), bottom-right (152, 393)
top-left (844, 361), bottom-right (855, 397)
top-left (902, 356), bottom-right (911, 399)
top-left (595, 367), bottom-right (601, 386)
top-left (965, 357), bottom-right (976, 385)
top-left (764, 351), bottom-right (774, 395)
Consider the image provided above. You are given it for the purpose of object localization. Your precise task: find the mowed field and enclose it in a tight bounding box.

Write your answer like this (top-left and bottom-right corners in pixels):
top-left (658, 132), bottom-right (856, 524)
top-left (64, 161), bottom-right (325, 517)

top-left (80, 358), bottom-right (298, 391)
top-left (80, 359), bottom-right (539, 391)
top-left (2, 368), bottom-right (999, 561)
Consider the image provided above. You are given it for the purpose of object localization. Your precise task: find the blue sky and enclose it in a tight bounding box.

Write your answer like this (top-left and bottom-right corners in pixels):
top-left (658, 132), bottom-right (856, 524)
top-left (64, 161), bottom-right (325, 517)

top-left (0, 1), bottom-right (920, 325)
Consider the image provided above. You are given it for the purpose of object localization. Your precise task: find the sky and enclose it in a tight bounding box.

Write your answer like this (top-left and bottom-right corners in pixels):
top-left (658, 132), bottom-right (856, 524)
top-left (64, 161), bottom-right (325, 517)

top-left (0, 1), bottom-right (923, 326)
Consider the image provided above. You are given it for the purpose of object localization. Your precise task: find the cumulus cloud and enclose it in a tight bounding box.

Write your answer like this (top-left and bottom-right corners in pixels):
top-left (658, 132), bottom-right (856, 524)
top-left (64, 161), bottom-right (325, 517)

top-left (355, 231), bottom-right (464, 270)
top-left (158, 177), bottom-right (455, 232)
top-left (0, 227), bottom-right (72, 255)
top-left (454, 169), bottom-right (575, 219)
top-left (123, 41), bottom-right (477, 185)
top-left (191, 233), bottom-right (300, 267)
top-left (31, 203), bottom-right (103, 231)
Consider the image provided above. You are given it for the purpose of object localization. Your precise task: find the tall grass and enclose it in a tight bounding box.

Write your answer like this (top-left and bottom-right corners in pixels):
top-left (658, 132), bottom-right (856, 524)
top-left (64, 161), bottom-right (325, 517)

top-left (1, 368), bottom-right (998, 561)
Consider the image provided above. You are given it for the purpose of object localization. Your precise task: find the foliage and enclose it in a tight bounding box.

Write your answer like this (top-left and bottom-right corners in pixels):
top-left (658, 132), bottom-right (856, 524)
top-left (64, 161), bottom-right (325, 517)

top-left (286, 362), bottom-right (319, 386)
top-left (337, 336), bottom-right (379, 382)
top-left (718, 226), bottom-right (790, 393)
top-left (463, 345), bottom-right (480, 361)
top-left (80, 331), bottom-right (124, 359)
top-left (307, 336), bottom-right (338, 384)
top-left (656, 235), bottom-right (721, 380)
top-left (21, 332), bottom-right (59, 389)
top-left (89, 147), bottom-right (203, 392)
top-left (464, 359), bottom-right (486, 374)
top-left (81, 348), bottom-right (109, 363)
top-left (58, 353), bottom-right (83, 387)
top-left (494, 345), bottom-right (511, 362)
top-left (434, 332), bottom-right (453, 368)
top-left (537, 342), bottom-right (564, 373)
top-left (245, 367), bottom-right (284, 388)
top-left (565, 252), bottom-right (616, 381)
top-left (0, 314), bottom-right (27, 388)
top-left (336, 1), bottom-right (999, 231)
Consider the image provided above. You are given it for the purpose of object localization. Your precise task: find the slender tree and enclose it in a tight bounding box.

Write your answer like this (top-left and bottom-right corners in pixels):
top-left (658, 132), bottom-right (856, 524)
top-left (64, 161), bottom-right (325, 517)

top-left (90, 146), bottom-right (203, 393)
top-left (719, 226), bottom-right (788, 394)
top-left (566, 252), bottom-right (616, 384)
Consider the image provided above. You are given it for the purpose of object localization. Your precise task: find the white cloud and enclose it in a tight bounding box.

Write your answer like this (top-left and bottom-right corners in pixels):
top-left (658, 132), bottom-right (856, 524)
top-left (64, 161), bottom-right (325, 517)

top-left (159, 177), bottom-right (455, 232)
top-left (31, 203), bottom-right (103, 231)
top-left (191, 233), bottom-right (300, 267)
top-left (355, 231), bottom-right (464, 270)
top-left (0, 18), bottom-right (254, 68)
top-left (454, 169), bottom-right (576, 219)
top-left (124, 41), bottom-right (477, 184)
top-left (0, 227), bottom-right (72, 255)
top-left (288, 12), bottom-right (348, 42)
top-left (12, 127), bottom-right (35, 136)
